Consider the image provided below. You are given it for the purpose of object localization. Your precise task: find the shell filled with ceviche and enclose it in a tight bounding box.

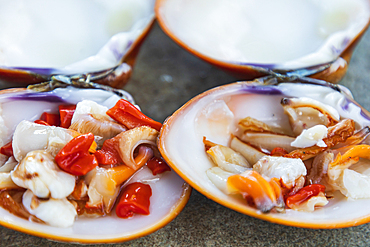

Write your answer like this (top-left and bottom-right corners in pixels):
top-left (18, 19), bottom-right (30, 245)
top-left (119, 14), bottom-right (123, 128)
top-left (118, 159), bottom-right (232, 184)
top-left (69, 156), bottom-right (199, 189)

top-left (159, 77), bottom-right (370, 228)
top-left (0, 85), bottom-right (190, 243)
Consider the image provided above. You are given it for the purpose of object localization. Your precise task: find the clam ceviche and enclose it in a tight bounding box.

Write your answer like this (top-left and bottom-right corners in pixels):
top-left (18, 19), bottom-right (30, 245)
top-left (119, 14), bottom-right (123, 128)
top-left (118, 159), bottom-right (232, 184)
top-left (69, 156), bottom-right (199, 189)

top-left (0, 87), bottom-right (177, 229)
top-left (159, 79), bottom-right (370, 228)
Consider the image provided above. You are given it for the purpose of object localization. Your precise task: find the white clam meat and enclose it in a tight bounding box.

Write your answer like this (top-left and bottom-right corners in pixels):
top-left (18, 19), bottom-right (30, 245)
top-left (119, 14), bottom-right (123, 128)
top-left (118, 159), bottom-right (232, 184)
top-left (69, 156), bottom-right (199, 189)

top-left (12, 120), bottom-right (77, 161)
top-left (290, 125), bottom-right (328, 148)
top-left (22, 190), bottom-right (77, 228)
top-left (252, 156), bottom-right (307, 189)
top-left (159, 79), bottom-right (370, 228)
top-left (70, 100), bottom-right (126, 146)
top-left (11, 150), bottom-right (75, 199)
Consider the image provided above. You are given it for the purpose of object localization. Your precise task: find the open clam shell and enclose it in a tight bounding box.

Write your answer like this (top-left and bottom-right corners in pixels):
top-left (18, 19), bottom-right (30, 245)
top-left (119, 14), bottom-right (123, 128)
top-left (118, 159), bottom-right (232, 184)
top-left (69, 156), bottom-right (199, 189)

top-left (156, 0), bottom-right (370, 83)
top-left (159, 77), bottom-right (370, 228)
top-left (0, 86), bottom-right (190, 243)
top-left (0, 0), bottom-right (155, 88)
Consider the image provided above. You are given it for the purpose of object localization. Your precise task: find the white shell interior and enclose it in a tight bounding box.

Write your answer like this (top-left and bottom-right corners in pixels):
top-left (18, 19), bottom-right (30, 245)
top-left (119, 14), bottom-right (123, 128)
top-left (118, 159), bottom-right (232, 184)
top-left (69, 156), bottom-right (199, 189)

top-left (161, 82), bottom-right (370, 227)
top-left (0, 0), bottom-right (155, 74)
top-left (159, 0), bottom-right (370, 69)
top-left (0, 87), bottom-right (188, 242)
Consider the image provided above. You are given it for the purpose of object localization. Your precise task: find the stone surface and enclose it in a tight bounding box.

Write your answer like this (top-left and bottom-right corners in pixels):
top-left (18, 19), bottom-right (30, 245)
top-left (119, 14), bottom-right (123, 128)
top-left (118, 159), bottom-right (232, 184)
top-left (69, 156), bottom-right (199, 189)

top-left (1, 22), bottom-right (370, 246)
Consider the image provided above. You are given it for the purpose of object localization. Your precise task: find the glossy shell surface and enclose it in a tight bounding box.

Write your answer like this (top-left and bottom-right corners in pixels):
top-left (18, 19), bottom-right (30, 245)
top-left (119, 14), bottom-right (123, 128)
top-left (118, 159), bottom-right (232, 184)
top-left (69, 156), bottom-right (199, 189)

top-left (0, 87), bottom-right (191, 243)
top-left (156, 0), bottom-right (370, 83)
top-left (0, 0), bottom-right (155, 88)
top-left (159, 79), bottom-right (370, 228)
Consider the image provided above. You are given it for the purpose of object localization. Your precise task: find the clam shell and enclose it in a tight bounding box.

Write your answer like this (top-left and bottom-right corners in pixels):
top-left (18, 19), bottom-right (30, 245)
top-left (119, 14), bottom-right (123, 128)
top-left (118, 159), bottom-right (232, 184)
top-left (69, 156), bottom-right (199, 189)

top-left (159, 77), bottom-right (370, 228)
top-left (0, 87), bottom-right (191, 243)
top-left (0, 0), bottom-right (156, 88)
top-left (156, 0), bottom-right (370, 83)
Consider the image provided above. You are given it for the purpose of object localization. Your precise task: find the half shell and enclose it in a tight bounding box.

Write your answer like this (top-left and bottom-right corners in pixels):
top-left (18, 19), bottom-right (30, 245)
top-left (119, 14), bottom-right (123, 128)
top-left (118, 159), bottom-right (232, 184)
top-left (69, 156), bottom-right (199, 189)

top-left (0, 0), bottom-right (156, 88)
top-left (0, 86), bottom-right (190, 243)
top-left (156, 0), bottom-right (370, 83)
top-left (159, 77), bottom-right (370, 228)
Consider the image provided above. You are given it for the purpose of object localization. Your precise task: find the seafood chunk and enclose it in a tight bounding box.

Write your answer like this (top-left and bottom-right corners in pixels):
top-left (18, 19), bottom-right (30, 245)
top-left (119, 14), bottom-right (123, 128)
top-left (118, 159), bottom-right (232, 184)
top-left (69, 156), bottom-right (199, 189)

top-left (253, 156), bottom-right (307, 189)
top-left (22, 190), bottom-right (77, 228)
top-left (206, 167), bottom-right (236, 194)
top-left (11, 150), bottom-right (75, 199)
top-left (0, 156), bottom-right (17, 173)
top-left (281, 97), bottom-right (340, 136)
top-left (287, 192), bottom-right (328, 212)
top-left (117, 126), bottom-right (158, 170)
top-left (290, 125), bottom-right (328, 148)
top-left (238, 132), bottom-right (296, 153)
top-left (327, 145), bottom-right (370, 199)
top-left (204, 138), bottom-right (251, 173)
top-left (85, 165), bottom-right (137, 214)
top-left (335, 169), bottom-right (370, 199)
top-left (12, 120), bottom-right (77, 161)
top-left (70, 100), bottom-right (126, 146)
top-left (0, 173), bottom-right (19, 189)
top-left (238, 117), bottom-right (274, 133)
top-left (307, 151), bottom-right (334, 186)
top-left (286, 119), bottom-right (355, 160)
top-left (230, 136), bottom-right (266, 165)
top-left (227, 170), bottom-right (284, 213)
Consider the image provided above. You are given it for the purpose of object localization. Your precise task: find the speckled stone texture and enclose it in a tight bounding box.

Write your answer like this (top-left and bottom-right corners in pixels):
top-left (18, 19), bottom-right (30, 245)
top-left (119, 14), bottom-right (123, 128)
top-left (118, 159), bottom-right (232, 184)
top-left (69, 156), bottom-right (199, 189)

top-left (2, 22), bottom-right (370, 246)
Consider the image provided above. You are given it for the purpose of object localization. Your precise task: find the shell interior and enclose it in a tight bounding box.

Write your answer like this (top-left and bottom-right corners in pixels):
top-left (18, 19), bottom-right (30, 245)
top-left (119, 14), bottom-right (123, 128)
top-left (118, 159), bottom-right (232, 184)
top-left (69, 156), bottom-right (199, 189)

top-left (0, 0), bottom-right (155, 75)
top-left (160, 81), bottom-right (370, 228)
top-left (158, 0), bottom-right (370, 70)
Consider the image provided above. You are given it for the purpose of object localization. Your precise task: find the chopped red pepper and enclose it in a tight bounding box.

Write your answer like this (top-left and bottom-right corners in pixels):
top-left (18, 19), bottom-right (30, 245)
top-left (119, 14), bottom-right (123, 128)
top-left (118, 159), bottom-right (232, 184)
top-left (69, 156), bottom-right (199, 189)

top-left (0, 141), bottom-right (13, 157)
top-left (116, 182), bottom-right (152, 218)
top-left (59, 105), bottom-right (76, 128)
top-left (39, 112), bottom-right (60, 126)
top-left (34, 120), bottom-right (51, 126)
top-left (106, 99), bottom-right (162, 131)
top-left (147, 156), bottom-right (171, 175)
top-left (55, 133), bottom-right (98, 176)
top-left (94, 136), bottom-right (123, 166)
top-left (271, 147), bottom-right (288, 156)
top-left (286, 184), bottom-right (326, 208)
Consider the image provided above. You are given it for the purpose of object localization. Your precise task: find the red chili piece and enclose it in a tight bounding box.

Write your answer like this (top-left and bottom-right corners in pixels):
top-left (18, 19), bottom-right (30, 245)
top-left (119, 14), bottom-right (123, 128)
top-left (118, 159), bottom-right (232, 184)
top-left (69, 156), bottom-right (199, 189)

top-left (106, 99), bottom-right (162, 131)
top-left (116, 182), bottom-right (152, 218)
top-left (271, 147), bottom-right (288, 156)
top-left (147, 157), bottom-right (171, 175)
top-left (34, 120), bottom-right (51, 126)
top-left (39, 112), bottom-right (60, 126)
top-left (59, 105), bottom-right (76, 128)
top-left (94, 136), bottom-right (123, 166)
top-left (55, 133), bottom-right (98, 176)
top-left (286, 184), bottom-right (326, 207)
top-left (0, 141), bottom-right (13, 157)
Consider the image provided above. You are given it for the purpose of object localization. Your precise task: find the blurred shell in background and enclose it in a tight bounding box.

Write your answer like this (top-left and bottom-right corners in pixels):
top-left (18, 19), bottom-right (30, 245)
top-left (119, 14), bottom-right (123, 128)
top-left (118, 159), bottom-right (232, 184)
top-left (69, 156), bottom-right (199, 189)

top-left (0, 0), bottom-right (155, 88)
top-left (156, 0), bottom-right (370, 83)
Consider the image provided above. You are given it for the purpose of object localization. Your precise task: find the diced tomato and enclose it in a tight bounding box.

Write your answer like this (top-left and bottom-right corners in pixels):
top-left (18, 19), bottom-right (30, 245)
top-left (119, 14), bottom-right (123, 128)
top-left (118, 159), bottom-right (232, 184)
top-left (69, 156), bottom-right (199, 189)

top-left (116, 182), bottom-right (152, 218)
top-left (39, 112), bottom-right (60, 126)
top-left (106, 99), bottom-right (162, 131)
top-left (146, 156), bottom-right (171, 175)
top-left (34, 120), bottom-right (51, 126)
top-left (0, 141), bottom-right (13, 157)
top-left (59, 105), bottom-right (76, 128)
top-left (286, 184), bottom-right (326, 208)
top-left (55, 133), bottom-right (98, 176)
